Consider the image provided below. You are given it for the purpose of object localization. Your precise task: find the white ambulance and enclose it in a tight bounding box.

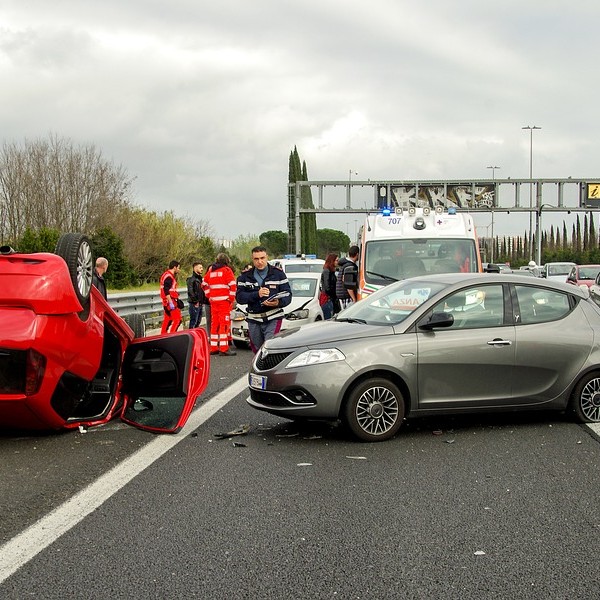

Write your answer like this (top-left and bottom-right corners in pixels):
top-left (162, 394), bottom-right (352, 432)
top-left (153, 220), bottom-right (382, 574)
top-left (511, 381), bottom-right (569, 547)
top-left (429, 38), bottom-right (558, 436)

top-left (358, 205), bottom-right (482, 299)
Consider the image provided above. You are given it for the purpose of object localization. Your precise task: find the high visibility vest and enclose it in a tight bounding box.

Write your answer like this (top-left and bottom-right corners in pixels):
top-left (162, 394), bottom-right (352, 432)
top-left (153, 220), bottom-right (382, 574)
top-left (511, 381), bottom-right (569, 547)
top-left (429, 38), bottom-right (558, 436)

top-left (202, 265), bottom-right (236, 303)
top-left (159, 270), bottom-right (179, 305)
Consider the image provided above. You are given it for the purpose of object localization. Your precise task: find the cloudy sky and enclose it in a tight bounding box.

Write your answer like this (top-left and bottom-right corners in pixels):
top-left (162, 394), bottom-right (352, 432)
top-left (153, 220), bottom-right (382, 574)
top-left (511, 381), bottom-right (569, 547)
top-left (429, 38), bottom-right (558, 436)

top-left (1, 0), bottom-right (599, 244)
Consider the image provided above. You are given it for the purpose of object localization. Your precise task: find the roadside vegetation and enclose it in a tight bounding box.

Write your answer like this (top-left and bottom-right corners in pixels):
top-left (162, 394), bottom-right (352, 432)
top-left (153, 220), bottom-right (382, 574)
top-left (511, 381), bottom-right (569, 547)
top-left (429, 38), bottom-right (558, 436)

top-left (1, 135), bottom-right (596, 288)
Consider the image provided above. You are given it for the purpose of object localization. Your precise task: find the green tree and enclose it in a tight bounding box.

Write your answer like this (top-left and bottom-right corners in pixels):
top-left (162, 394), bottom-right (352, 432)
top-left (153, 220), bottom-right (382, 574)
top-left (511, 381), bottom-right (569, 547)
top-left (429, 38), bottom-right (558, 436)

top-left (300, 160), bottom-right (317, 254)
top-left (317, 228), bottom-right (350, 257)
top-left (90, 227), bottom-right (134, 289)
top-left (16, 227), bottom-right (60, 253)
top-left (288, 147), bottom-right (317, 255)
top-left (260, 230), bottom-right (288, 257)
top-left (228, 234), bottom-right (261, 273)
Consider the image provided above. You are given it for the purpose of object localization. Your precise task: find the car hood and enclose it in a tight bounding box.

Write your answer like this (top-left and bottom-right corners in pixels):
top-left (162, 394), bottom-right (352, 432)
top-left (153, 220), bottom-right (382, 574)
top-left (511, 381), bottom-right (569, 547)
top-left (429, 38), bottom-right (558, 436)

top-left (266, 319), bottom-right (394, 350)
top-left (285, 295), bottom-right (316, 312)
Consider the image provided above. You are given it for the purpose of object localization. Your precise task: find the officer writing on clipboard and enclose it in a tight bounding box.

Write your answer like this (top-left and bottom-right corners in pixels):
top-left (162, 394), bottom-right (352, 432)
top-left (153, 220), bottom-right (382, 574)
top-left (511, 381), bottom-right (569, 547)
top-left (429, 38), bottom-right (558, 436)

top-left (236, 246), bottom-right (292, 354)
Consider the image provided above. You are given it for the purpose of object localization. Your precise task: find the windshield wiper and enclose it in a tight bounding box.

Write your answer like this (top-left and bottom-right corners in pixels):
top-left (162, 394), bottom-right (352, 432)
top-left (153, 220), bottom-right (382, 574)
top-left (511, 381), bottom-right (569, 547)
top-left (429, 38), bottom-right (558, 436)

top-left (365, 270), bottom-right (398, 281)
top-left (335, 317), bottom-right (368, 324)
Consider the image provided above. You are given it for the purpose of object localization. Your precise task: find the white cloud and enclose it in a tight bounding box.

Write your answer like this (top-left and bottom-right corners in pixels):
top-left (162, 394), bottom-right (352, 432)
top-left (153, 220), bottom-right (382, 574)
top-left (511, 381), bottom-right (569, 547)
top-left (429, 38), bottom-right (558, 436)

top-left (0, 0), bottom-right (599, 244)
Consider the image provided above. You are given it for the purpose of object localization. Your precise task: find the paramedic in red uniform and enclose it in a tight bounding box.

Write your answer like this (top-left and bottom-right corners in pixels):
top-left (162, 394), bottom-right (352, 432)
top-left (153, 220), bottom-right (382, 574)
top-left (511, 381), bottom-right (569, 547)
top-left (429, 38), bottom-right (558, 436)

top-left (202, 253), bottom-right (237, 356)
top-left (160, 260), bottom-right (182, 334)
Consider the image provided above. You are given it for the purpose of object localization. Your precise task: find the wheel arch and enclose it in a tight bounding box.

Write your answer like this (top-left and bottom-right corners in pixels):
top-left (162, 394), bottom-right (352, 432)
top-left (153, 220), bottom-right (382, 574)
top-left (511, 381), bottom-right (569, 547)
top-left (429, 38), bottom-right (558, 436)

top-left (339, 368), bottom-right (412, 418)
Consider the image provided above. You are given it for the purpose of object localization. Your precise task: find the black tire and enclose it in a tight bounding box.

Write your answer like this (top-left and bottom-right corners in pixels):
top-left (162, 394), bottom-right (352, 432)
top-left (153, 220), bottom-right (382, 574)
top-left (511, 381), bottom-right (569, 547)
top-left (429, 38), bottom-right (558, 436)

top-left (123, 313), bottom-right (146, 338)
top-left (570, 372), bottom-right (600, 423)
top-left (343, 377), bottom-right (405, 442)
top-left (233, 339), bottom-right (250, 349)
top-left (54, 233), bottom-right (93, 310)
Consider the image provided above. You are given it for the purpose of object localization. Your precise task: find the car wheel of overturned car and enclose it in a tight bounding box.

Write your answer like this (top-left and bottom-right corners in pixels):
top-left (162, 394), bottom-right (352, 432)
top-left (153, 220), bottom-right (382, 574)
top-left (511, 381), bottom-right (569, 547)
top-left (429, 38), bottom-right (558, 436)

top-left (123, 313), bottom-right (146, 338)
top-left (343, 377), bottom-right (405, 442)
top-left (570, 371), bottom-right (600, 423)
top-left (54, 233), bottom-right (93, 314)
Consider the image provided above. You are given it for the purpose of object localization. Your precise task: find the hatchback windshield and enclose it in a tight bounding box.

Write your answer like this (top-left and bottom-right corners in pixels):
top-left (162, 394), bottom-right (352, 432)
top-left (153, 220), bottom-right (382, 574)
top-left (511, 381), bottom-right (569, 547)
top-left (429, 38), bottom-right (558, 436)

top-left (336, 279), bottom-right (447, 325)
top-left (547, 264), bottom-right (573, 276)
top-left (288, 277), bottom-right (317, 297)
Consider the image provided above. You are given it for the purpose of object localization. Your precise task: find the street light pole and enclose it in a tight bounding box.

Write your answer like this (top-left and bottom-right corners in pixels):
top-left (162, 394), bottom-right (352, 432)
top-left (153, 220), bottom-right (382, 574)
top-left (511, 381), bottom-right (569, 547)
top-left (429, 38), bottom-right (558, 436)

top-left (522, 126), bottom-right (541, 261)
top-left (486, 165), bottom-right (499, 181)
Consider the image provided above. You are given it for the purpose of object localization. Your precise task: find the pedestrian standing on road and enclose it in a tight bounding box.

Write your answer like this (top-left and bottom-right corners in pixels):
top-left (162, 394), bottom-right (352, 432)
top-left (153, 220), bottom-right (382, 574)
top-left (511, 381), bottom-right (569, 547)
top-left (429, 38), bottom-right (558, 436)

top-left (336, 245), bottom-right (359, 308)
top-left (186, 262), bottom-right (205, 328)
top-left (236, 246), bottom-right (292, 354)
top-left (92, 257), bottom-right (108, 300)
top-left (202, 253), bottom-right (237, 356)
top-left (159, 260), bottom-right (182, 334)
top-left (319, 253), bottom-right (338, 319)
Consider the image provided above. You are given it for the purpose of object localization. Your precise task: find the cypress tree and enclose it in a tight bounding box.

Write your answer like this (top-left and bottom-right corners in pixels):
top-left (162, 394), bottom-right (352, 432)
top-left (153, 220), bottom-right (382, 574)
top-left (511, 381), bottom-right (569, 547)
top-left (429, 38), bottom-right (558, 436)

top-left (301, 161), bottom-right (317, 254)
top-left (589, 213), bottom-right (597, 249)
top-left (287, 146), bottom-right (317, 255)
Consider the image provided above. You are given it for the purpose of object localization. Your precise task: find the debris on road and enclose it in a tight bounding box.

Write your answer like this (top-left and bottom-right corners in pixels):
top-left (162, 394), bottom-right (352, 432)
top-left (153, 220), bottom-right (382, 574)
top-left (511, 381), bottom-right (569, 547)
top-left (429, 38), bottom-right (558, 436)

top-left (213, 424), bottom-right (251, 439)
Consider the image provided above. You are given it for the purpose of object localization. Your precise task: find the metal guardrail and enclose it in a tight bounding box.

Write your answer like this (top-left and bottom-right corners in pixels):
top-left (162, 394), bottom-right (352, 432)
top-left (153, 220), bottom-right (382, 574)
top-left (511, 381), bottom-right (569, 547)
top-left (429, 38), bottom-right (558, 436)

top-left (108, 290), bottom-right (189, 330)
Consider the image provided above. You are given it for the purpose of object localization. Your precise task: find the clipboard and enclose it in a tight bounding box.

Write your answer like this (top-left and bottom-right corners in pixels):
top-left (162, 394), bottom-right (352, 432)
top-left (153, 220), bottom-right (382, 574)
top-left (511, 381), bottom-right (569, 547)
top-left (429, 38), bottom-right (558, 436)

top-left (261, 290), bottom-right (290, 305)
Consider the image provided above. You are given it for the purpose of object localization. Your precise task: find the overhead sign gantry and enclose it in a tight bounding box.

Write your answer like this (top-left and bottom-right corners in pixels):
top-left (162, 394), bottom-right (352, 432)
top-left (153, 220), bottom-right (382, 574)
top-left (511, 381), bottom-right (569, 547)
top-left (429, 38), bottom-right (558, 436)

top-left (289, 178), bottom-right (600, 260)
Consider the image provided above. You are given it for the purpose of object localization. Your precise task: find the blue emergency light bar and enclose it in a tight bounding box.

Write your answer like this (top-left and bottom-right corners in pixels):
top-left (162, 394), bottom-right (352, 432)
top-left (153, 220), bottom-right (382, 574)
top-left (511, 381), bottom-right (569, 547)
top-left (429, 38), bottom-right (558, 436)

top-left (283, 254), bottom-right (317, 260)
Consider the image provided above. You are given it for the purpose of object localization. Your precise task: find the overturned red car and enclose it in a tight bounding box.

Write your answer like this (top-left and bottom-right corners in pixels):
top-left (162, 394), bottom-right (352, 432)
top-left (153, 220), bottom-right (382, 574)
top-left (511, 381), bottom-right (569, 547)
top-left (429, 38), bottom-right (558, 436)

top-left (0, 234), bottom-right (210, 433)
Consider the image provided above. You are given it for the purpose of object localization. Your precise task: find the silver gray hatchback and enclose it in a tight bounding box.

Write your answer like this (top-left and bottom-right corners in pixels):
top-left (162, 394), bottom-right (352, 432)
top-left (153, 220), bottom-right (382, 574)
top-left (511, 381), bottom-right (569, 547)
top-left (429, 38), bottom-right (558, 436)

top-left (247, 273), bottom-right (600, 441)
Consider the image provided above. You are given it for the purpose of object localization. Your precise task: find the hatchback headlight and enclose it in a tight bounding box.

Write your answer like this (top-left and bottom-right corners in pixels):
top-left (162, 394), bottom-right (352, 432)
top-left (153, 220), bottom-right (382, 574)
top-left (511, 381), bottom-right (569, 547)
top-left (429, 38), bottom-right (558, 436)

top-left (286, 348), bottom-right (345, 368)
top-left (286, 309), bottom-right (310, 321)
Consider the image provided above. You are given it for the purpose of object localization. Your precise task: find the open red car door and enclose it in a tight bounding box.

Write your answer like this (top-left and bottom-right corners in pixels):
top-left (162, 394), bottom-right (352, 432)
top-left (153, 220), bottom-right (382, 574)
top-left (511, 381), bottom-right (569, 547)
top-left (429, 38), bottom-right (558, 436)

top-left (119, 330), bottom-right (209, 433)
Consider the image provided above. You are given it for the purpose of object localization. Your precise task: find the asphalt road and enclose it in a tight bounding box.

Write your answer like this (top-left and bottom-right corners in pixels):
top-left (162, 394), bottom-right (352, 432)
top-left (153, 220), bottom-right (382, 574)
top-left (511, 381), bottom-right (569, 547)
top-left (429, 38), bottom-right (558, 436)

top-left (1, 344), bottom-right (600, 599)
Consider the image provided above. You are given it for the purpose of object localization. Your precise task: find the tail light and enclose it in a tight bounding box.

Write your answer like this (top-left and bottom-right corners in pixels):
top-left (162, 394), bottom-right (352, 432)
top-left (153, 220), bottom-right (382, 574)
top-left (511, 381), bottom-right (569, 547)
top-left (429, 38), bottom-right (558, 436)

top-left (25, 349), bottom-right (46, 395)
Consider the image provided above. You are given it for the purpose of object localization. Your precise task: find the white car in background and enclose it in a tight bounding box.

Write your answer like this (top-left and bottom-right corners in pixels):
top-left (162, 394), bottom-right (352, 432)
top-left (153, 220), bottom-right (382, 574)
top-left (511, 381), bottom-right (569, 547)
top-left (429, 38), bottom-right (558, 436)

top-left (231, 271), bottom-right (324, 348)
top-left (542, 262), bottom-right (576, 283)
top-left (270, 254), bottom-right (325, 273)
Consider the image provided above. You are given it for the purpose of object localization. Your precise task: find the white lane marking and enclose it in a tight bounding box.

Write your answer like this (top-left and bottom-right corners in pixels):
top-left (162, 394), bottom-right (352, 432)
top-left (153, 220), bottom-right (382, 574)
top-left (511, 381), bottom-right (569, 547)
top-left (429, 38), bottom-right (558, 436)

top-left (0, 375), bottom-right (248, 585)
top-left (587, 423), bottom-right (600, 436)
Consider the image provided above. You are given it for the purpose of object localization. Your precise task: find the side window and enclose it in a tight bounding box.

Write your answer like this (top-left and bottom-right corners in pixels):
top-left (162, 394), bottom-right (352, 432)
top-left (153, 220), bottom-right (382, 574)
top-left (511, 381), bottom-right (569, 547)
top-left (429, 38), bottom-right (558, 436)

top-left (514, 285), bottom-right (571, 325)
top-left (433, 285), bottom-right (504, 329)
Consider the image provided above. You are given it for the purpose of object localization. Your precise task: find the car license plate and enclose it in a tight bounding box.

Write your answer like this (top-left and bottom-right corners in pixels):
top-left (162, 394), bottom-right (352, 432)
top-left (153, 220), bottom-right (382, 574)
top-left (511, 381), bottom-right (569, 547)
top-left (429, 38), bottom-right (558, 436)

top-left (249, 373), bottom-right (267, 390)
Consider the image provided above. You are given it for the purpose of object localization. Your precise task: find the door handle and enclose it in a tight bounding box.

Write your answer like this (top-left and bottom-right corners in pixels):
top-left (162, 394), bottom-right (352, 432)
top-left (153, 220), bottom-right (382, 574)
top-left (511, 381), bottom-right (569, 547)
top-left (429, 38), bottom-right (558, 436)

top-left (487, 339), bottom-right (512, 346)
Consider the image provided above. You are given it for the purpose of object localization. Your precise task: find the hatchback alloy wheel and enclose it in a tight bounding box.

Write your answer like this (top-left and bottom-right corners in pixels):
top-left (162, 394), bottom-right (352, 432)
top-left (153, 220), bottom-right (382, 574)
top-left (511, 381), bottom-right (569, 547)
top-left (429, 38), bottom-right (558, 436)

top-left (572, 372), bottom-right (600, 422)
top-left (343, 378), bottom-right (405, 442)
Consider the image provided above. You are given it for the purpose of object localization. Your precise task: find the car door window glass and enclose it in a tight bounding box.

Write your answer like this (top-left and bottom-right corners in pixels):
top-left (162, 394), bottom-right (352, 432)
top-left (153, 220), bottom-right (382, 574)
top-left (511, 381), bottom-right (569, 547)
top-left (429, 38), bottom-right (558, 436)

top-left (434, 285), bottom-right (504, 329)
top-left (514, 285), bottom-right (571, 325)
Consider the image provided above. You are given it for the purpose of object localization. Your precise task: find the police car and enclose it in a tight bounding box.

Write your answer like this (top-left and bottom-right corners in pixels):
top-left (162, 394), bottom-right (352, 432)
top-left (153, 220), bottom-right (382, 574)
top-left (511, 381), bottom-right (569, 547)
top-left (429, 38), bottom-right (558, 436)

top-left (269, 254), bottom-right (325, 273)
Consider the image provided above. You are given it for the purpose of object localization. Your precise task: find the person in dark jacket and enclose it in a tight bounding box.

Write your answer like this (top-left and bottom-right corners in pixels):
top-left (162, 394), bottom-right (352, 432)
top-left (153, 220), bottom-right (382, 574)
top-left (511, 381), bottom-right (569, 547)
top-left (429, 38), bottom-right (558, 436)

top-left (236, 246), bottom-right (292, 353)
top-left (92, 257), bottom-right (108, 300)
top-left (335, 245), bottom-right (359, 308)
top-left (186, 262), bottom-right (204, 328)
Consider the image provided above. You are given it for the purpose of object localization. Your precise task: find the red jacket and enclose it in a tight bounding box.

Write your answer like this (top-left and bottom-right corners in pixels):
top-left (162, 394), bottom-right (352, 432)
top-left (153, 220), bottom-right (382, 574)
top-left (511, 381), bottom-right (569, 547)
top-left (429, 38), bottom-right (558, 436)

top-left (159, 269), bottom-right (180, 306)
top-left (202, 264), bottom-right (236, 304)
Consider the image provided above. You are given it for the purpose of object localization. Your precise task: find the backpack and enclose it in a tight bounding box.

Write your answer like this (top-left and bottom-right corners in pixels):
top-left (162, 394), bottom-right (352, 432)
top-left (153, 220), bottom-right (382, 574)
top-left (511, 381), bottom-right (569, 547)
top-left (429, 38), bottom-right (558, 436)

top-left (336, 264), bottom-right (351, 300)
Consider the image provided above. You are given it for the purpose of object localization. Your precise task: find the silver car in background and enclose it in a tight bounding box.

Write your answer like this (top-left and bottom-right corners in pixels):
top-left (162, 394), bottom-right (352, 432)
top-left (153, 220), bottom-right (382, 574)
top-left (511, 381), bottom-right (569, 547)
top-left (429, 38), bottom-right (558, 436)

top-left (248, 273), bottom-right (600, 441)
